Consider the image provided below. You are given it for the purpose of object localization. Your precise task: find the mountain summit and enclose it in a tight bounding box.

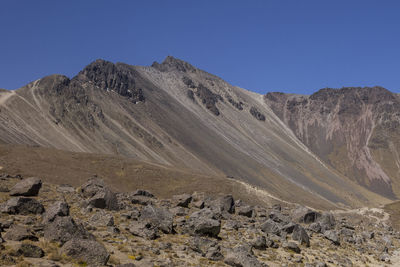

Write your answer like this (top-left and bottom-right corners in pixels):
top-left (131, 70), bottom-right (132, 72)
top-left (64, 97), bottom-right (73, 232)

top-left (0, 57), bottom-right (398, 209)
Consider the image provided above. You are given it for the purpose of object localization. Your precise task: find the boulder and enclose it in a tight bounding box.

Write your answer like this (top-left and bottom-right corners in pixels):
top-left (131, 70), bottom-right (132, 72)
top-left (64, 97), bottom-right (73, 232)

top-left (172, 193), bottom-right (192, 208)
top-left (132, 189), bottom-right (154, 198)
top-left (280, 222), bottom-right (297, 234)
top-left (4, 224), bottom-right (38, 241)
top-left (292, 225), bottom-right (310, 247)
top-left (188, 236), bottom-right (223, 260)
top-left (61, 238), bottom-right (109, 266)
top-left (308, 222), bottom-right (322, 233)
top-left (80, 177), bottom-right (119, 210)
top-left (140, 205), bottom-right (173, 234)
top-left (318, 212), bottom-right (336, 231)
top-left (251, 236), bottom-right (267, 250)
top-left (211, 195), bottom-right (235, 214)
top-left (224, 245), bottom-right (267, 267)
top-left (42, 201), bottom-right (69, 223)
top-left (324, 230), bottom-right (340, 245)
top-left (44, 216), bottom-right (93, 244)
top-left (282, 241), bottom-right (301, 253)
top-left (236, 205), bottom-right (254, 217)
top-left (16, 243), bottom-right (44, 258)
top-left (269, 211), bottom-right (290, 224)
top-left (129, 221), bottom-right (159, 240)
top-left (292, 206), bottom-right (321, 224)
top-left (9, 177), bottom-right (42, 196)
top-left (1, 197), bottom-right (44, 215)
top-left (187, 208), bottom-right (221, 237)
top-left (89, 210), bottom-right (114, 227)
top-left (260, 219), bottom-right (281, 235)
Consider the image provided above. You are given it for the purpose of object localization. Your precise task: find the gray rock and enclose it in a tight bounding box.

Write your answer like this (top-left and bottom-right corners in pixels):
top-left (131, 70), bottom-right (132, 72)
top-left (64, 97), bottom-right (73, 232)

top-left (282, 241), bottom-right (301, 253)
top-left (211, 195), bottom-right (235, 214)
top-left (280, 222), bottom-right (297, 234)
top-left (260, 219), bottom-right (281, 235)
top-left (324, 230), bottom-right (340, 245)
top-left (269, 211), bottom-right (290, 224)
top-left (340, 227), bottom-right (354, 237)
top-left (4, 224), bottom-right (38, 241)
top-left (172, 193), bottom-right (192, 208)
top-left (188, 208), bottom-right (221, 237)
top-left (189, 236), bottom-right (223, 260)
top-left (318, 212), bottom-right (335, 231)
top-left (89, 210), bottom-right (114, 227)
top-left (61, 238), bottom-right (109, 266)
top-left (80, 177), bottom-right (119, 210)
top-left (44, 216), bottom-right (93, 244)
top-left (1, 197), bottom-right (44, 215)
top-left (9, 177), bottom-right (42, 196)
top-left (131, 196), bottom-right (154, 206)
top-left (308, 222), bottom-right (322, 233)
top-left (140, 204), bottom-right (173, 234)
top-left (292, 206), bottom-right (321, 224)
top-left (292, 224), bottom-right (310, 247)
top-left (42, 201), bottom-right (69, 223)
top-left (362, 231), bottom-right (374, 239)
top-left (237, 205), bottom-right (254, 217)
top-left (224, 245), bottom-right (267, 267)
top-left (132, 189), bottom-right (154, 198)
top-left (129, 221), bottom-right (159, 240)
top-left (16, 243), bottom-right (44, 258)
top-left (251, 236), bottom-right (267, 250)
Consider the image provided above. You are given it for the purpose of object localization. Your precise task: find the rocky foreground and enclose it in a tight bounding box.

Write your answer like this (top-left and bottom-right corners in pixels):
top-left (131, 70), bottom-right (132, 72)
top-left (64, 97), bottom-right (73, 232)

top-left (0, 174), bottom-right (399, 266)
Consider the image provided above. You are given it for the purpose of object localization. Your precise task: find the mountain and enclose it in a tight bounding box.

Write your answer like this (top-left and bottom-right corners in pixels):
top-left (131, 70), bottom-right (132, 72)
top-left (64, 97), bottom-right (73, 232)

top-left (265, 87), bottom-right (400, 198)
top-left (0, 56), bottom-right (393, 209)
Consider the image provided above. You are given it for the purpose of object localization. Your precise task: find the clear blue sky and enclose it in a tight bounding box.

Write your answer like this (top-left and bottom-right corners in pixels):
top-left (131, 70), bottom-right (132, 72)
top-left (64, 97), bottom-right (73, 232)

top-left (1, 1), bottom-right (399, 94)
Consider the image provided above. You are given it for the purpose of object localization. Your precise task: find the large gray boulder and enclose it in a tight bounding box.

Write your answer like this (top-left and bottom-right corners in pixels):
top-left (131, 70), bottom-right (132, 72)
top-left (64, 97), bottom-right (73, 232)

top-left (172, 193), bottom-right (192, 208)
top-left (80, 177), bottom-right (119, 210)
top-left (318, 212), bottom-right (336, 231)
top-left (89, 210), bottom-right (114, 227)
top-left (1, 197), bottom-right (44, 215)
top-left (3, 224), bottom-right (38, 241)
top-left (61, 238), bottom-right (109, 266)
top-left (16, 243), bottom-right (44, 258)
top-left (9, 177), bottom-right (42, 196)
top-left (129, 221), bottom-right (159, 240)
top-left (210, 195), bottom-right (235, 214)
top-left (187, 208), bottom-right (221, 238)
top-left (224, 245), bottom-right (267, 267)
top-left (140, 204), bottom-right (173, 234)
top-left (324, 230), bottom-right (340, 245)
top-left (188, 236), bottom-right (223, 261)
top-left (292, 224), bottom-right (310, 247)
top-left (42, 201), bottom-right (69, 223)
top-left (44, 216), bottom-right (93, 244)
top-left (260, 219), bottom-right (281, 235)
top-left (292, 206), bottom-right (321, 224)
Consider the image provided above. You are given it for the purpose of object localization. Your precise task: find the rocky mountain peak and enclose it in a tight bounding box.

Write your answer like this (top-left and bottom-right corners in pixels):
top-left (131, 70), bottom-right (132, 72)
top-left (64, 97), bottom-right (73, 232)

top-left (152, 55), bottom-right (197, 73)
top-left (76, 59), bottom-right (144, 102)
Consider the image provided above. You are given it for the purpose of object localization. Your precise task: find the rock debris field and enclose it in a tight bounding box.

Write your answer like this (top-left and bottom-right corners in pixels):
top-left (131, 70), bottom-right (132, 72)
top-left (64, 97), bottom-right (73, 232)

top-left (0, 174), bottom-right (399, 266)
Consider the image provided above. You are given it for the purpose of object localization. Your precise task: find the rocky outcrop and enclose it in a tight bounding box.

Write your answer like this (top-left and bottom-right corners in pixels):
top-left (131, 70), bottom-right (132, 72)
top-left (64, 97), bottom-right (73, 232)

top-left (265, 87), bottom-right (400, 198)
top-left (77, 59), bottom-right (145, 103)
top-left (9, 177), bottom-right (42, 196)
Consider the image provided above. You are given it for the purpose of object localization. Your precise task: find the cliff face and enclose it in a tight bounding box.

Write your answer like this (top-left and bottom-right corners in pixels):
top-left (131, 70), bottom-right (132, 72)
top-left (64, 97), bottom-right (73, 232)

top-left (265, 87), bottom-right (400, 198)
top-left (0, 57), bottom-right (394, 209)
